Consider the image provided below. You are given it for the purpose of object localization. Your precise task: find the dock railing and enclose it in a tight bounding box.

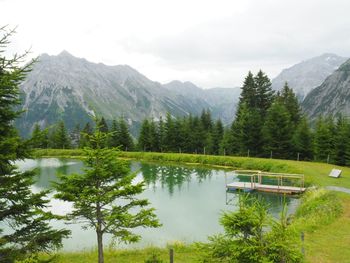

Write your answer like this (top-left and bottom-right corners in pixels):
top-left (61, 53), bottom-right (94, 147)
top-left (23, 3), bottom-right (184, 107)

top-left (231, 170), bottom-right (305, 193)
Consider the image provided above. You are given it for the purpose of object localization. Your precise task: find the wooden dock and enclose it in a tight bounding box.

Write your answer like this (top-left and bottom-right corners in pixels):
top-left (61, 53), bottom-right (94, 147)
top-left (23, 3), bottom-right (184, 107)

top-left (226, 170), bottom-right (306, 195)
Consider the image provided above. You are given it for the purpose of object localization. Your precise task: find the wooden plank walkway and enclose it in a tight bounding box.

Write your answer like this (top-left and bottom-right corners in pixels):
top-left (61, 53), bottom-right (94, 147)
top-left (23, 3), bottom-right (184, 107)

top-left (226, 170), bottom-right (306, 195)
top-left (226, 182), bottom-right (306, 194)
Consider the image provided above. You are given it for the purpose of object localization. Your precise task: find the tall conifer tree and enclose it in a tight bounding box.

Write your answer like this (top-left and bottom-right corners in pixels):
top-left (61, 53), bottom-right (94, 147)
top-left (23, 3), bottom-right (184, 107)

top-left (0, 26), bottom-right (69, 261)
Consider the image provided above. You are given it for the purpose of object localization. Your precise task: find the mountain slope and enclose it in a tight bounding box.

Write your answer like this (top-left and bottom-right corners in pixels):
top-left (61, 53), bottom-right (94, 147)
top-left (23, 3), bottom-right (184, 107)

top-left (302, 58), bottom-right (350, 119)
top-left (272, 53), bottom-right (347, 101)
top-left (17, 51), bottom-right (237, 137)
top-left (163, 81), bottom-right (240, 123)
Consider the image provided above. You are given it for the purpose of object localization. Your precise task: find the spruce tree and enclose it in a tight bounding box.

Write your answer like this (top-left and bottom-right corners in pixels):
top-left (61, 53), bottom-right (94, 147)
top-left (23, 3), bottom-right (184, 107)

top-left (292, 117), bottom-right (313, 160)
top-left (53, 129), bottom-right (160, 263)
top-left (117, 117), bottom-right (134, 151)
top-left (313, 116), bottom-right (334, 162)
top-left (51, 120), bottom-right (71, 149)
top-left (0, 26), bottom-right (69, 262)
top-left (276, 82), bottom-right (301, 126)
top-left (138, 119), bottom-right (151, 151)
top-left (263, 101), bottom-right (293, 159)
top-left (30, 123), bottom-right (47, 148)
top-left (255, 70), bottom-right (274, 117)
top-left (79, 122), bottom-right (93, 148)
top-left (211, 119), bottom-right (224, 155)
top-left (98, 117), bottom-right (109, 133)
top-left (238, 71), bottom-right (257, 109)
top-left (109, 119), bottom-right (120, 148)
top-left (334, 115), bottom-right (350, 166)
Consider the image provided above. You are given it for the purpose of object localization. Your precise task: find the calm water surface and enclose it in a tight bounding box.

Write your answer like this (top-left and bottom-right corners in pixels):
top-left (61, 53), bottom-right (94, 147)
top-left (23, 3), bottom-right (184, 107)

top-left (15, 158), bottom-right (299, 251)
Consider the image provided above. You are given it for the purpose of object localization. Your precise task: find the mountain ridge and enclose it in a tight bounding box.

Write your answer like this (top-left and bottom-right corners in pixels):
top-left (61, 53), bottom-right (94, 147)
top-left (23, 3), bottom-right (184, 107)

top-left (17, 52), bottom-right (239, 137)
top-left (272, 53), bottom-right (348, 101)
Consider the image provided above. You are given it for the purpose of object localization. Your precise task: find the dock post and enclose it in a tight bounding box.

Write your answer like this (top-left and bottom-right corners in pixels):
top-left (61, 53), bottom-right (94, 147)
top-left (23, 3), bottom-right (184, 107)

top-left (169, 248), bottom-right (174, 263)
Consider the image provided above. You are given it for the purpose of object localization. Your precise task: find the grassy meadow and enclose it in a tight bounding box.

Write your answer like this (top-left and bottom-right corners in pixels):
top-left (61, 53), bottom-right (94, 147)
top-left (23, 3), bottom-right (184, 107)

top-left (33, 150), bottom-right (350, 262)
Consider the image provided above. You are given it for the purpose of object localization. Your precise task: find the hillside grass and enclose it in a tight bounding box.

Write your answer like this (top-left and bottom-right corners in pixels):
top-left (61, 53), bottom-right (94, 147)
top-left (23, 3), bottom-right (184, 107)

top-left (33, 149), bottom-right (350, 262)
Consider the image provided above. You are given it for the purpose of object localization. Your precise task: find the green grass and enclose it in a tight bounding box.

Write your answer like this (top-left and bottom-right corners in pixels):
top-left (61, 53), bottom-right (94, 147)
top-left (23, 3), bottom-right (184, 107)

top-left (118, 151), bottom-right (350, 188)
top-left (302, 193), bottom-right (350, 263)
top-left (38, 243), bottom-right (199, 263)
top-left (32, 149), bottom-right (350, 262)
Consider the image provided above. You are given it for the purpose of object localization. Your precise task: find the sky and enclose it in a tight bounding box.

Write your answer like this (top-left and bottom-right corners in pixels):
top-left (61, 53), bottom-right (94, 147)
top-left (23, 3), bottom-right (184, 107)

top-left (1, 0), bottom-right (350, 88)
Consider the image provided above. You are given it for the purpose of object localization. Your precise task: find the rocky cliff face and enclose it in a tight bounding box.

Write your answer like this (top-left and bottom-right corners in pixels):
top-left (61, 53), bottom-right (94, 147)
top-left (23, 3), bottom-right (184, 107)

top-left (302, 58), bottom-right (350, 119)
top-left (17, 51), bottom-right (239, 136)
top-left (272, 53), bottom-right (347, 101)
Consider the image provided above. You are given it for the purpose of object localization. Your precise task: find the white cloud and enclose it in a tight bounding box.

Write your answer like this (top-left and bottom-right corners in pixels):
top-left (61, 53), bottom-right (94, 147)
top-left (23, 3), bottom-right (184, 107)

top-left (1, 0), bottom-right (350, 88)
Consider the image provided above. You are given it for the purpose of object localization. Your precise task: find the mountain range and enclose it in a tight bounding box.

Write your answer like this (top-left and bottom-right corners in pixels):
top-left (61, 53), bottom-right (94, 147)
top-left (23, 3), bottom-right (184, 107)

top-left (16, 51), bottom-right (350, 137)
top-left (272, 53), bottom-right (347, 100)
top-left (302, 58), bottom-right (350, 119)
top-left (17, 51), bottom-right (240, 137)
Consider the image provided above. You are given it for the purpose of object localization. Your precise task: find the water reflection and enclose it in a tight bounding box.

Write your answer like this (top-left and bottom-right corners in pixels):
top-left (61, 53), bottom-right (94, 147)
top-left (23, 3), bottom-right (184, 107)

top-left (13, 158), bottom-right (299, 251)
top-left (141, 163), bottom-right (214, 195)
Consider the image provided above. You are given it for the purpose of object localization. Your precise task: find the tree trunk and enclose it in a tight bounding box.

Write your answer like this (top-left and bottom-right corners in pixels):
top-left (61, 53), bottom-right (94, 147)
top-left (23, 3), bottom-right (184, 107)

top-left (97, 229), bottom-right (104, 263)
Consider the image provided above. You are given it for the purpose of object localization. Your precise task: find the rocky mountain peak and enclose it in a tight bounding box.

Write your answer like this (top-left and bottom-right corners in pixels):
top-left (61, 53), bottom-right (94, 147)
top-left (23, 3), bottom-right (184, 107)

top-left (272, 53), bottom-right (348, 101)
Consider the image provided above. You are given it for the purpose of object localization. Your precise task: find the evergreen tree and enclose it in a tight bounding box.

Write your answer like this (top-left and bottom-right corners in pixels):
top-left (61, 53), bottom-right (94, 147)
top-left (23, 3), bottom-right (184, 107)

top-left (53, 129), bottom-right (160, 263)
top-left (116, 117), bottom-right (134, 151)
top-left (109, 119), bottom-right (120, 148)
top-left (334, 115), bottom-right (350, 166)
top-left (262, 101), bottom-right (293, 159)
top-left (164, 113), bottom-right (177, 152)
top-left (255, 70), bottom-right (274, 117)
top-left (211, 119), bottom-right (224, 155)
top-left (30, 123), bottom-right (48, 148)
top-left (158, 116), bottom-right (165, 152)
top-left (138, 119), bottom-right (151, 151)
top-left (70, 123), bottom-right (81, 148)
top-left (200, 108), bottom-right (213, 132)
top-left (51, 121), bottom-right (71, 149)
top-left (238, 71), bottom-right (257, 109)
top-left (98, 117), bottom-right (109, 133)
top-left (277, 82), bottom-right (301, 126)
top-left (149, 119), bottom-right (159, 152)
top-left (313, 116), bottom-right (335, 162)
top-left (79, 122), bottom-right (93, 148)
top-left (0, 26), bottom-right (69, 261)
top-left (292, 117), bottom-right (313, 160)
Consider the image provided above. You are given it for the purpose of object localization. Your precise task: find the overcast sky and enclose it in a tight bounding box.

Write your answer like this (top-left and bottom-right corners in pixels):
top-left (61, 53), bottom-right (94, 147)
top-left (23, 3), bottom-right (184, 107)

top-left (1, 0), bottom-right (350, 88)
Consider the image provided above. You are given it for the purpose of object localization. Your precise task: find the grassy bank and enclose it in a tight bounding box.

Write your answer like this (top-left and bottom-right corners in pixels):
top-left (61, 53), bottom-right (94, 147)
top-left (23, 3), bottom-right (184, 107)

top-left (36, 189), bottom-right (349, 263)
top-left (33, 149), bottom-right (350, 262)
top-left (34, 149), bottom-right (350, 188)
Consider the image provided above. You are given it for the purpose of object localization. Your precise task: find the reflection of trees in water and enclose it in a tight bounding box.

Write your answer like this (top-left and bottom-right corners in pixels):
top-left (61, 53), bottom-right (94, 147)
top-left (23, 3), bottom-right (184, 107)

top-left (195, 167), bottom-right (213, 183)
top-left (141, 163), bottom-right (213, 195)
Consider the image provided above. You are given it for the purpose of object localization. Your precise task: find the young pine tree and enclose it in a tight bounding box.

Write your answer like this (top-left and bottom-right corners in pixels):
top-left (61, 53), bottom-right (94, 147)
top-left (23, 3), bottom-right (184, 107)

top-left (53, 129), bottom-right (161, 263)
top-left (0, 26), bottom-right (70, 262)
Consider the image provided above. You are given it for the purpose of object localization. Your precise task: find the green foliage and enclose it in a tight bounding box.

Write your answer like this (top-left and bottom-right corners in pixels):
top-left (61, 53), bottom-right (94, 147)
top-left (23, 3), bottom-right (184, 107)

top-left (313, 116), bottom-right (335, 162)
top-left (292, 117), bottom-right (313, 160)
top-left (294, 189), bottom-right (342, 231)
top-left (49, 121), bottom-right (71, 149)
top-left (110, 118), bottom-right (134, 151)
top-left (0, 25), bottom-right (70, 262)
top-left (276, 82), bottom-right (301, 126)
top-left (198, 195), bottom-right (302, 263)
top-left (30, 123), bottom-right (49, 149)
top-left (53, 128), bottom-right (161, 262)
top-left (263, 101), bottom-right (293, 159)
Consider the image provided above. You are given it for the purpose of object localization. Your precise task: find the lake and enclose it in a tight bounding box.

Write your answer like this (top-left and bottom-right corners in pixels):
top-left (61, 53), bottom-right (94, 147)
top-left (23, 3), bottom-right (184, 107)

top-left (15, 158), bottom-right (299, 251)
